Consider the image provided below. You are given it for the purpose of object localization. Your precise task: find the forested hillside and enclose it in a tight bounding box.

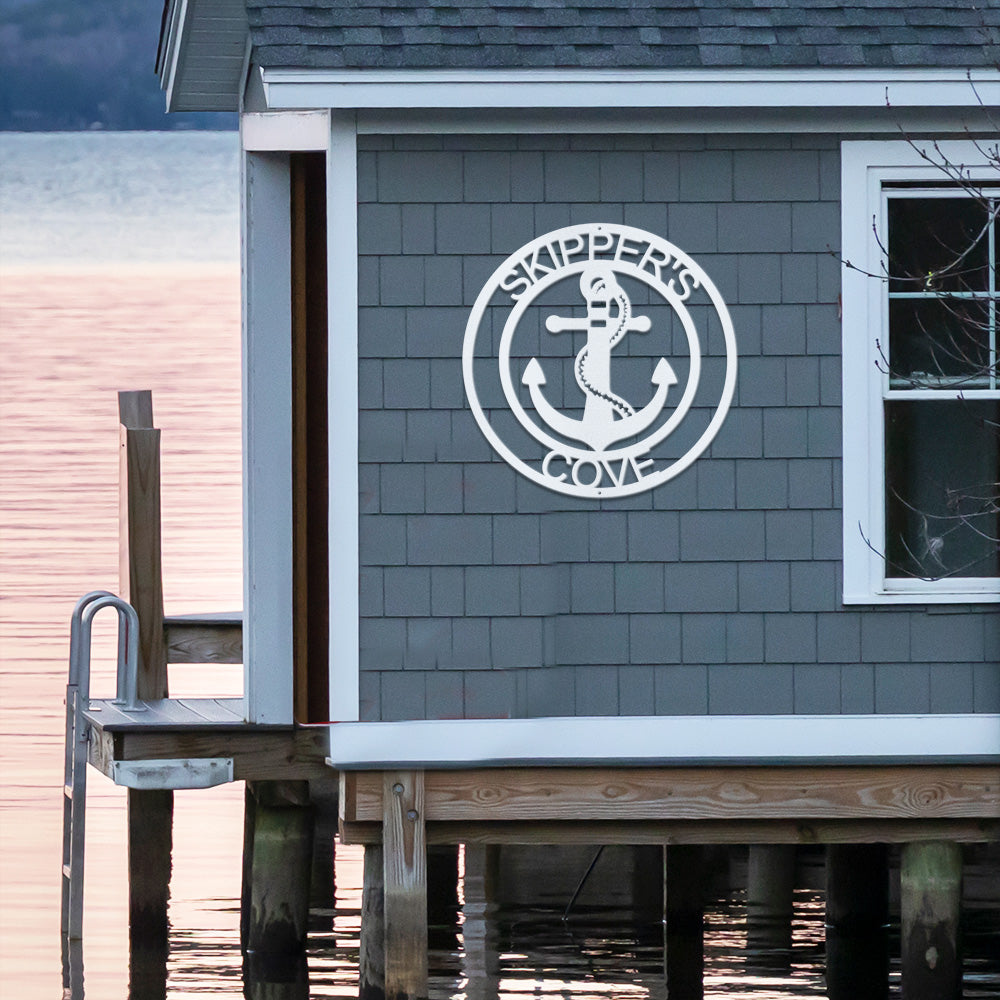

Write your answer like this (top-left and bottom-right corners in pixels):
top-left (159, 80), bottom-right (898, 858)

top-left (0, 0), bottom-right (235, 130)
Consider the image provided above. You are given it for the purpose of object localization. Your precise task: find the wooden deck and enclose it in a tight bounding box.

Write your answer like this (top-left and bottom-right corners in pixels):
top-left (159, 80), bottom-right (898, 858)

top-left (82, 694), bottom-right (999, 842)
top-left (84, 698), bottom-right (330, 783)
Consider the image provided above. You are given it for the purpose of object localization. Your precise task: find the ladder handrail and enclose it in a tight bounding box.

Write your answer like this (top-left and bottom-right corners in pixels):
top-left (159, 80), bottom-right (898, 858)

top-left (62, 591), bottom-right (145, 952)
top-left (70, 592), bottom-right (145, 711)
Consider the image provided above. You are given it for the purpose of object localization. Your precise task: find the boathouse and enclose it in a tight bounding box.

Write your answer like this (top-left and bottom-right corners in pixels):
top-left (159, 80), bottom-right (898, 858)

top-left (74, 1), bottom-right (1000, 995)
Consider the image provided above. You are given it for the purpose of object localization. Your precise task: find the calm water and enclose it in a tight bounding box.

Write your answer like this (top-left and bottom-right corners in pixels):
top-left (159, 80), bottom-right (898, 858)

top-left (0, 131), bottom-right (997, 999)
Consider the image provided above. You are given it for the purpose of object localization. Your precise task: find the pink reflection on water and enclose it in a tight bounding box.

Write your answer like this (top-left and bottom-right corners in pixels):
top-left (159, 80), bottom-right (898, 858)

top-left (0, 265), bottom-right (242, 998)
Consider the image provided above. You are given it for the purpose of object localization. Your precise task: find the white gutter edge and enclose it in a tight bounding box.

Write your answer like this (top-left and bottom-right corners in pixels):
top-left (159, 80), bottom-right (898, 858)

top-left (261, 67), bottom-right (1000, 111)
top-left (327, 714), bottom-right (1000, 768)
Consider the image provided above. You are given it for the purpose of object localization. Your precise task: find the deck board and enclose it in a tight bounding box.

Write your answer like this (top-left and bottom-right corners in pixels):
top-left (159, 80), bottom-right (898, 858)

top-left (84, 697), bottom-right (253, 731)
top-left (163, 613), bottom-right (243, 664)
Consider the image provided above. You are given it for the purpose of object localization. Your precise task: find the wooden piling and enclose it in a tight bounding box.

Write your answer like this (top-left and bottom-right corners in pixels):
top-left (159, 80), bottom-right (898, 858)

top-left (359, 843), bottom-right (386, 1000)
top-left (241, 782), bottom-right (257, 950)
top-left (118, 391), bottom-right (173, 947)
top-left (461, 844), bottom-right (501, 1000)
top-left (664, 844), bottom-right (704, 998)
top-left (245, 781), bottom-right (314, 957)
top-left (243, 951), bottom-right (310, 1000)
top-left (746, 844), bottom-right (795, 969)
top-left (901, 841), bottom-right (963, 1000)
top-left (383, 771), bottom-right (428, 1000)
top-left (427, 844), bottom-right (460, 952)
top-left (826, 844), bottom-right (889, 1000)
top-left (309, 782), bottom-right (338, 923)
top-left (632, 845), bottom-right (666, 945)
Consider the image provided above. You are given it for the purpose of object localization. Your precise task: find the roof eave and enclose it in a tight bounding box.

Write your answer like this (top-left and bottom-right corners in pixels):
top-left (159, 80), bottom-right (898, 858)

top-left (158, 0), bottom-right (249, 113)
top-left (258, 66), bottom-right (1000, 113)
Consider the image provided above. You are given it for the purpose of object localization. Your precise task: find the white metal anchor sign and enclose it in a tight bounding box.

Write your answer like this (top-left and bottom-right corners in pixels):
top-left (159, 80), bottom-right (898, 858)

top-left (463, 223), bottom-right (737, 499)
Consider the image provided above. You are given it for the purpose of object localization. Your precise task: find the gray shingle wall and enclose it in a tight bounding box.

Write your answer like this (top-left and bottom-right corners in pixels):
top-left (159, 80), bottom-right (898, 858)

top-left (248, 1), bottom-right (1000, 70)
top-left (357, 132), bottom-right (999, 722)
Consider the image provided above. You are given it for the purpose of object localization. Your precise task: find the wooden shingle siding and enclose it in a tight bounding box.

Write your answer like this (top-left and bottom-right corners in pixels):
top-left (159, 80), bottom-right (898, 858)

top-left (355, 131), bottom-right (999, 723)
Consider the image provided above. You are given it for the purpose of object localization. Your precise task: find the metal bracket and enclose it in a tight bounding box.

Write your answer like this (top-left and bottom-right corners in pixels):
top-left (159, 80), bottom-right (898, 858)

top-left (112, 758), bottom-right (234, 790)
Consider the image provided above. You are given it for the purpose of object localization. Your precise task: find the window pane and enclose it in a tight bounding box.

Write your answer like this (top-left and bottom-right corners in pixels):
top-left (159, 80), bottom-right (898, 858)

top-left (885, 400), bottom-right (999, 579)
top-left (888, 197), bottom-right (990, 293)
top-left (888, 297), bottom-right (993, 388)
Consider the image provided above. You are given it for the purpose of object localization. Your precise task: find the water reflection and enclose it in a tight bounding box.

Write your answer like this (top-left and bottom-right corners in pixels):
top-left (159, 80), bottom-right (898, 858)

top-left (2, 139), bottom-right (998, 997)
top-left (52, 802), bottom-right (1000, 999)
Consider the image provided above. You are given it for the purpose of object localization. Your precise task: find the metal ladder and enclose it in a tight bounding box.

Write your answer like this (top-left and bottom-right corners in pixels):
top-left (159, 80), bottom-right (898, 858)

top-left (61, 591), bottom-right (145, 943)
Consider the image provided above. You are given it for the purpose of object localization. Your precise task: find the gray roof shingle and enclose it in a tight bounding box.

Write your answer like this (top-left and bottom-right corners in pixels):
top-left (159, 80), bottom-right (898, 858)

top-left (246, 0), bottom-right (1000, 70)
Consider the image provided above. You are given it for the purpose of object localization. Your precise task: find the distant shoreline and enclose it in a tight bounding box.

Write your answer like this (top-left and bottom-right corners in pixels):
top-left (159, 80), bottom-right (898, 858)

top-left (0, 124), bottom-right (237, 134)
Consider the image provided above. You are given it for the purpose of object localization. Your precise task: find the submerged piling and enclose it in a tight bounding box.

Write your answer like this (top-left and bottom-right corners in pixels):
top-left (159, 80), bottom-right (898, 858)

top-left (462, 844), bottom-right (501, 1000)
top-left (746, 844), bottom-right (795, 970)
top-left (243, 781), bottom-right (314, 958)
top-left (359, 844), bottom-right (386, 1000)
top-left (901, 841), bottom-right (963, 1000)
top-left (826, 844), bottom-right (890, 1000)
top-left (664, 845), bottom-right (704, 998)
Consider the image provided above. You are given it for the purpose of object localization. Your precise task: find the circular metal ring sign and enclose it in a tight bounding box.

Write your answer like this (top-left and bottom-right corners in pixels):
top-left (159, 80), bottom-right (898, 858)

top-left (463, 223), bottom-right (737, 499)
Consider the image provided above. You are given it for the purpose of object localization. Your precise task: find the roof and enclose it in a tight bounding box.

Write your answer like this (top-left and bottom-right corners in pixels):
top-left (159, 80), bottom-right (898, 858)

top-left (247, 0), bottom-right (1000, 70)
top-left (159, 0), bottom-right (1000, 111)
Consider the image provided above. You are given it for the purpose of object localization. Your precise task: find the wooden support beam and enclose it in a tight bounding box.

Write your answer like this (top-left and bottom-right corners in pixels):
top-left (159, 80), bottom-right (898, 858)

top-left (746, 844), bottom-right (795, 971)
top-left (118, 390), bottom-right (172, 951)
top-left (359, 844), bottom-right (386, 1000)
top-left (309, 782), bottom-right (338, 920)
top-left (127, 789), bottom-right (172, 944)
top-left (339, 817), bottom-right (999, 847)
top-left (245, 781), bottom-right (314, 957)
top-left (164, 614), bottom-right (243, 664)
top-left (901, 841), bottom-right (963, 1000)
top-left (461, 844), bottom-right (500, 1000)
top-left (826, 844), bottom-right (890, 1000)
top-left (665, 845), bottom-right (703, 998)
top-left (242, 949), bottom-right (310, 1000)
top-left (90, 726), bottom-right (331, 783)
top-left (383, 771), bottom-right (428, 1000)
top-left (344, 766), bottom-right (1000, 824)
top-left (241, 783), bottom-right (256, 950)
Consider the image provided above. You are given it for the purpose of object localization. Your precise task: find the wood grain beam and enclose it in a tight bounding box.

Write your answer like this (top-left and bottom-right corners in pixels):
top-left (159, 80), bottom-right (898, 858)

top-left (164, 616), bottom-right (243, 664)
top-left (344, 766), bottom-right (1000, 824)
top-left (339, 818), bottom-right (999, 847)
top-left (88, 727), bottom-right (331, 782)
top-left (382, 771), bottom-right (427, 999)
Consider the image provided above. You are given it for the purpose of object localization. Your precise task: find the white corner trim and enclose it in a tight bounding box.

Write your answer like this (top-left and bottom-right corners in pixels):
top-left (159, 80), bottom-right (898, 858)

top-left (261, 67), bottom-right (1000, 112)
top-left (327, 112), bottom-right (360, 723)
top-left (243, 151), bottom-right (295, 723)
top-left (328, 714), bottom-right (1000, 768)
top-left (840, 139), bottom-right (1000, 605)
top-left (242, 110), bottom-right (330, 151)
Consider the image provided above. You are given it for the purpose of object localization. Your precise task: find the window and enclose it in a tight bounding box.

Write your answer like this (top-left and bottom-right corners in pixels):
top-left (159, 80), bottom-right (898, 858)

top-left (842, 141), bottom-right (999, 603)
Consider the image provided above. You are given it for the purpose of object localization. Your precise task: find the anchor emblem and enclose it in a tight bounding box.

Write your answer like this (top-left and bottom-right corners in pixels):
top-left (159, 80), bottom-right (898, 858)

top-left (463, 222), bottom-right (737, 499)
top-left (522, 263), bottom-right (678, 452)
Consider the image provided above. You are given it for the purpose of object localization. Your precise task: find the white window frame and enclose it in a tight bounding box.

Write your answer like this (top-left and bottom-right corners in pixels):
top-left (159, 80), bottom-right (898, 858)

top-left (841, 140), bottom-right (1000, 604)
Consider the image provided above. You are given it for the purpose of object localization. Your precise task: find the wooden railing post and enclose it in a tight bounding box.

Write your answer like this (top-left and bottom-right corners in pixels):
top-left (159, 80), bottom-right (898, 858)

top-left (118, 390), bottom-right (172, 950)
top-left (119, 389), bottom-right (166, 697)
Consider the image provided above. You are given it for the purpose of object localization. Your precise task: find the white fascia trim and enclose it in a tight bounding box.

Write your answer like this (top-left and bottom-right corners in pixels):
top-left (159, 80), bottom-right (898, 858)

top-left (242, 111), bottom-right (330, 151)
top-left (328, 714), bottom-right (1000, 768)
top-left (261, 67), bottom-right (1000, 112)
top-left (162, 0), bottom-right (190, 112)
top-left (841, 139), bottom-right (1000, 605)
